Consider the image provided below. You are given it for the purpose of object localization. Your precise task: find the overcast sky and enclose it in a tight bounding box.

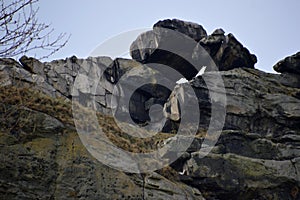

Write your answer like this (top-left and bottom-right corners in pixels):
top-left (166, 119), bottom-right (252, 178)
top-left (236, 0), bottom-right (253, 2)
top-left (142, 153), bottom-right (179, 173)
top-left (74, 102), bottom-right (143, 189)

top-left (36, 0), bottom-right (300, 73)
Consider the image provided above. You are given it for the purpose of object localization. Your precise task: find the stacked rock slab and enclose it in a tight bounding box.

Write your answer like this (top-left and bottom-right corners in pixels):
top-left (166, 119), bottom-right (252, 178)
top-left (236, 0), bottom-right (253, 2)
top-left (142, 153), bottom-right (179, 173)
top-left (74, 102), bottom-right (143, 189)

top-left (163, 67), bottom-right (300, 199)
top-left (1, 56), bottom-right (169, 120)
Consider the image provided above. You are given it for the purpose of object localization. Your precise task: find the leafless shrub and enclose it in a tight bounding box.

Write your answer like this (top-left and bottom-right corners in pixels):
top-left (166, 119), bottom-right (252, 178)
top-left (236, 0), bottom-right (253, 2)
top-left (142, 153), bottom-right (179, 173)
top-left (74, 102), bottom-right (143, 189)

top-left (0, 0), bottom-right (70, 59)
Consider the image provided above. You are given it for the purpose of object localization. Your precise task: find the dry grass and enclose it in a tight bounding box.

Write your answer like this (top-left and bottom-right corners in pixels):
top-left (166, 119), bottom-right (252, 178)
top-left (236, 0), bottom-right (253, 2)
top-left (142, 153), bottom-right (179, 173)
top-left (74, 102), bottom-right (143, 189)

top-left (0, 86), bottom-right (74, 126)
top-left (0, 85), bottom-right (174, 153)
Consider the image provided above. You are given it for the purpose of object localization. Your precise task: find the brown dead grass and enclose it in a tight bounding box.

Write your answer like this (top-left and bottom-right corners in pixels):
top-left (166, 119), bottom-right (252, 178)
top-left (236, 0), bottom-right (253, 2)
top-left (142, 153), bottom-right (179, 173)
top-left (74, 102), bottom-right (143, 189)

top-left (0, 85), bottom-right (174, 153)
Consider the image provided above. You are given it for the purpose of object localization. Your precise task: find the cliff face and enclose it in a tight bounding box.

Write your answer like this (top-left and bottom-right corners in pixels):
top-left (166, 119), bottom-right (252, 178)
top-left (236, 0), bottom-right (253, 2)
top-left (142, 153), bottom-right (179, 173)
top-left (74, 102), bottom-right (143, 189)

top-left (0, 19), bottom-right (300, 199)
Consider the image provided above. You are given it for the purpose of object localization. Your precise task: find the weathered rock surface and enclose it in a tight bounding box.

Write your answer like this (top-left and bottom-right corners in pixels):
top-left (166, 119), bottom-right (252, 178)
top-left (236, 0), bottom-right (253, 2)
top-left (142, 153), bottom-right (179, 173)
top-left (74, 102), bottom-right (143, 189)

top-left (0, 87), bottom-right (204, 200)
top-left (198, 31), bottom-right (257, 71)
top-left (273, 52), bottom-right (300, 88)
top-left (274, 52), bottom-right (300, 75)
top-left (130, 26), bottom-right (202, 80)
top-left (163, 68), bottom-right (300, 199)
top-left (0, 18), bottom-right (300, 200)
top-left (1, 56), bottom-right (169, 120)
top-left (0, 124), bottom-right (203, 199)
top-left (154, 19), bottom-right (208, 42)
top-left (183, 152), bottom-right (299, 200)
top-left (130, 18), bottom-right (257, 78)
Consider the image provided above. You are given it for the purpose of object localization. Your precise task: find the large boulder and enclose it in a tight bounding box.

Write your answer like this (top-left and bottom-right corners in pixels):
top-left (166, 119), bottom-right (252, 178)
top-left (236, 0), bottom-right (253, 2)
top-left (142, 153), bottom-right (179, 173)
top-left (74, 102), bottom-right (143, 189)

top-left (130, 19), bottom-right (214, 80)
top-left (130, 19), bottom-right (207, 64)
top-left (130, 19), bottom-right (257, 79)
top-left (197, 30), bottom-right (257, 71)
top-left (154, 19), bottom-right (207, 42)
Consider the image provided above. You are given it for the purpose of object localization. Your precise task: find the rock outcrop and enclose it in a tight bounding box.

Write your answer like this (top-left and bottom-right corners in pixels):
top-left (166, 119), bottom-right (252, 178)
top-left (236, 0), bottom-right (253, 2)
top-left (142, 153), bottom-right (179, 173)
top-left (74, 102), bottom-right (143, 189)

top-left (273, 52), bottom-right (300, 88)
top-left (198, 30), bottom-right (257, 71)
top-left (130, 18), bottom-right (257, 78)
top-left (1, 56), bottom-right (171, 121)
top-left (0, 19), bottom-right (300, 200)
top-left (0, 86), bottom-right (203, 200)
top-left (165, 68), bottom-right (300, 135)
top-left (162, 67), bottom-right (300, 199)
top-left (274, 52), bottom-right (300, 75)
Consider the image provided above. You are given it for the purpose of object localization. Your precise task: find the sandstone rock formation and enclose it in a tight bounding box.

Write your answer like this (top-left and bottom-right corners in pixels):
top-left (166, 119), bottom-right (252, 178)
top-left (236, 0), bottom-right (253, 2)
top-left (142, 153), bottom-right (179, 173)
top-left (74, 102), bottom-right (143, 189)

top-left (0, 19), bottom-right (300, 199)
top-left (130, 18), bottom-right (257, 78)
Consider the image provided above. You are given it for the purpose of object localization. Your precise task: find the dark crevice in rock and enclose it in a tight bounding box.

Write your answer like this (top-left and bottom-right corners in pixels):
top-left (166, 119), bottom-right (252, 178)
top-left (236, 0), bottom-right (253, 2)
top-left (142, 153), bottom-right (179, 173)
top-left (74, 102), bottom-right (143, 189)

top-left (141, 49), bottom-right (199, 81)
top-left (142, 173), bottom-right (146, 200)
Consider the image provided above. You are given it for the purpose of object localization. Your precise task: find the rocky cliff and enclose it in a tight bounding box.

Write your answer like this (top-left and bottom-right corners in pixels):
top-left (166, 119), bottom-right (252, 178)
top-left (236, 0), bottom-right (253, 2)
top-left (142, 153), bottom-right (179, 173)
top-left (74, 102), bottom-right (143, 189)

top-left (0, 19), bottom-right (300, 200)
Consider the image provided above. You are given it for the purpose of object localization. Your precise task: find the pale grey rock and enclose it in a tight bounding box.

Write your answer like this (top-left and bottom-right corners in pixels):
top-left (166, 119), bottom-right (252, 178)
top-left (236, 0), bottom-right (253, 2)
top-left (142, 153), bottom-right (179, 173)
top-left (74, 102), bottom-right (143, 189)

top-left (19, 55), bottom-right (46, 76)
top-left (164, 68), bottom-right (300, 135)
top-left (0, 69), bottom-right (11, 87)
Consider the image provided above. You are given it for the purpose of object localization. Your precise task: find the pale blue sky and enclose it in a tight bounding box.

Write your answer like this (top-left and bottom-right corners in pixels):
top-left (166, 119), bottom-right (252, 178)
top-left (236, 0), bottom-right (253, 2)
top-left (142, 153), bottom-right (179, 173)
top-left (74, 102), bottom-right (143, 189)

top-left (36, 0), bottom-right (300, 73)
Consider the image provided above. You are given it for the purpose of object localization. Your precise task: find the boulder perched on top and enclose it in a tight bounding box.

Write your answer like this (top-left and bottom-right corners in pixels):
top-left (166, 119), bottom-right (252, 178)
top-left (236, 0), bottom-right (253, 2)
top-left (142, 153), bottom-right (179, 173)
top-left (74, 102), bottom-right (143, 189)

top-left (130, 19), bottom-right (207, 81)
top-left (273, 52), bottom-right (300, 75)
top-left (154, 19), bottom-right (207, 42)
top-left (197, 29), bottom-right (257, 71)
top-left (130, 18), bottom-right (257, 78)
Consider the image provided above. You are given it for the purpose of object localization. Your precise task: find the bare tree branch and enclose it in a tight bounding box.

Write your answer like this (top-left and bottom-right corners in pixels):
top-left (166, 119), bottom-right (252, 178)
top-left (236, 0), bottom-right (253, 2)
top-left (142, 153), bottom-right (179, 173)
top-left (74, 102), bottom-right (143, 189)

top-left (0, 0), bottom-right (70, 59)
